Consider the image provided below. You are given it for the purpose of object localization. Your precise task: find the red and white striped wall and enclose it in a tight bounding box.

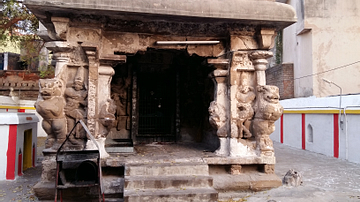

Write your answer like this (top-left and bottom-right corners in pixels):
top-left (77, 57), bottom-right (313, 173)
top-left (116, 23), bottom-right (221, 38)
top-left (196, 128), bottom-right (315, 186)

top-left (0, 105), bottom-right (34, 113)
top-left (0, 113), bottom-right (39, 180)
top-left (0, 96), bottom-right (47, 137)
top-left (271, 109), bottom-right (360, 164)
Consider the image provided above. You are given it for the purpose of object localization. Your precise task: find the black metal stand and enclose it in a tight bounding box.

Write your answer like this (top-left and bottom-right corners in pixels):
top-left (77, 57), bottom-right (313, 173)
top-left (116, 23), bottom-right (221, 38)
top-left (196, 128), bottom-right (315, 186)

top-left (54, 120), bottom-right (104, 202)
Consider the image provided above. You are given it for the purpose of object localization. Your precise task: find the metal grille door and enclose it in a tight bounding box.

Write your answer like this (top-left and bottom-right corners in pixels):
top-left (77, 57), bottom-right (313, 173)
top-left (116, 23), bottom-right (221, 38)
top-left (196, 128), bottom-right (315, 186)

top-left (138, 71), bottom-right (175, 141)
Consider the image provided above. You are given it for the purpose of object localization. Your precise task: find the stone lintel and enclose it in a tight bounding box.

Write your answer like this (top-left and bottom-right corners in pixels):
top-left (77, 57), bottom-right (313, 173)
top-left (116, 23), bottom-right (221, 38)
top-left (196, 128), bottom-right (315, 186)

top-left (81, 43), bottom-right (98, 52)
top-left (99, 55), bottom-right (127, 66)
top-left (45, 41), bottom-right (72, 53)
top-left (207, 58), bottom-right (229, 65)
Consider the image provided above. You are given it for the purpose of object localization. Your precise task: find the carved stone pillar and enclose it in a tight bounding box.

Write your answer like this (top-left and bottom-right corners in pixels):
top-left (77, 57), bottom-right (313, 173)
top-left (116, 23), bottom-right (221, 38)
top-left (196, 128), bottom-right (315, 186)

top-left (83, 47), bottom-right (98, 137)
top-left (81, 46), bottom-right (114, 158)
top-left (208, 59), bottom-right (230, 156)
top-left (98, 55), bottom-right (126, 108)
top-left (45, 41), bottom-right (72, 77)
top-left (249, 51), bottom-right (273, 86)
top-left (229, 51), bottom-right (257, 157)
top-left (98, 55), bottom-right (127, 138)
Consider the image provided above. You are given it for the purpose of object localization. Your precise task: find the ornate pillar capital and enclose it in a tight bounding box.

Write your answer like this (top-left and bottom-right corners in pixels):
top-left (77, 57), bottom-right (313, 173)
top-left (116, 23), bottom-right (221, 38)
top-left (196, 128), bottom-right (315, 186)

top-left (99, 54), bottom-right (127, 76)
top-left (249, 50), bottom-right (273, 85)
top-left (45, 41), bottom-right (73, 76)
top-left (208, 58), bottom-right (229, 83)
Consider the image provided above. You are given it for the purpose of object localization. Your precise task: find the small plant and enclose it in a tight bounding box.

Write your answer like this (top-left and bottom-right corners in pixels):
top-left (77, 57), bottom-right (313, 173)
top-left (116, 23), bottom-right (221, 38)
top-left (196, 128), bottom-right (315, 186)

top-left (39, 66), bottom-right (55, 78)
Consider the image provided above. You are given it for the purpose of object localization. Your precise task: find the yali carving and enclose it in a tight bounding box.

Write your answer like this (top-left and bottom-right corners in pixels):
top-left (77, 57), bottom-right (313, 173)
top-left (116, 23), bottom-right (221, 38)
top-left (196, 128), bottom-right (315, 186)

top-left (99, 99), bottom-right (117, 138)
top-left (252, 85), bottom-right (283, 156)
top-left (209, 101), bottom-right (227, 138)
top-left (35, 78), bottom-right (67, 149)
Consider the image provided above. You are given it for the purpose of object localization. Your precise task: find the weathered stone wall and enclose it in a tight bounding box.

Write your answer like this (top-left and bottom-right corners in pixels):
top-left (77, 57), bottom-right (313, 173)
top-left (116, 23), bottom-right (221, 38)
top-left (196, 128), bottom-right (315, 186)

top-left (0, 71), bottom-right (41, 100)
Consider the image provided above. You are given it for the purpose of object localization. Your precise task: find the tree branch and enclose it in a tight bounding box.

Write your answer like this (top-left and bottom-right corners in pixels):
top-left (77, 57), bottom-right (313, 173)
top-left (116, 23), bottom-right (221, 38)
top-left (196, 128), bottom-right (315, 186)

top-left (0, 17), bottom-right (26, 30)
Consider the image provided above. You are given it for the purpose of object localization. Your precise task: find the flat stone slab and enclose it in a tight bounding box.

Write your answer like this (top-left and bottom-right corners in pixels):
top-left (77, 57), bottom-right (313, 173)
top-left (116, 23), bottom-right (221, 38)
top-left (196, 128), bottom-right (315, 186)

top-left (125, 175), bottom-right (213, 189)
top-left (24, 0), bottom-right (296, 27)
top-left (212, 173), bottom-right (282, 192)
top-left (124, 187), bottom-right (218, 202)
top-left (104, 142), bottom-right (275, 166)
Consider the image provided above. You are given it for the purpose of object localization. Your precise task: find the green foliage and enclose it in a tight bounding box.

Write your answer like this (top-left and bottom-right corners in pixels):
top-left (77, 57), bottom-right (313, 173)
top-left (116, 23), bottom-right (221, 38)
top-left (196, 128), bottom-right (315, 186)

top-left (39, 66), bottom-right (55, 78)
top-left (275, 30), bottom-right (283, 65)
top-left (1, 0), bottom-right (44, 70)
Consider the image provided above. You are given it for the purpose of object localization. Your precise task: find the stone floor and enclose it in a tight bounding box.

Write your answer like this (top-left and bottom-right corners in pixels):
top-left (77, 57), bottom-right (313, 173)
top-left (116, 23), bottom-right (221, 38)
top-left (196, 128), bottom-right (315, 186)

top-left (1, 139), bottom-right (360, 201)
top-left (219, 142), bottom-right (360, 202)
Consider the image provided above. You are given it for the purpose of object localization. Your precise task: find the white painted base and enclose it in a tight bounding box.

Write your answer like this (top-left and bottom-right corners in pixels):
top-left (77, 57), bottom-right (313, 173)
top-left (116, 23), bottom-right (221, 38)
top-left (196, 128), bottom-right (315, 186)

top-left (86, 137), bottom-right (110, 159)
top-left (215, 137), bottom-right (229, 156)
top-left (229, 138), bottom-right (256, 157)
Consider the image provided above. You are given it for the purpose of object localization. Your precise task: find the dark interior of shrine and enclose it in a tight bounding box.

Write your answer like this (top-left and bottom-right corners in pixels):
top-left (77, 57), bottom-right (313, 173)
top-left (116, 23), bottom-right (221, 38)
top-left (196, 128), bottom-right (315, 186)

top-left (108, 49), bottom-right (219, 150)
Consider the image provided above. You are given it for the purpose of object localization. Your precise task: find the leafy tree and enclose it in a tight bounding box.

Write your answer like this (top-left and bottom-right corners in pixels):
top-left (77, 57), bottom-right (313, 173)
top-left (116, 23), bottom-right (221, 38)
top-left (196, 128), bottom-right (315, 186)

top-left (1, 0), bottom-right (46, 71)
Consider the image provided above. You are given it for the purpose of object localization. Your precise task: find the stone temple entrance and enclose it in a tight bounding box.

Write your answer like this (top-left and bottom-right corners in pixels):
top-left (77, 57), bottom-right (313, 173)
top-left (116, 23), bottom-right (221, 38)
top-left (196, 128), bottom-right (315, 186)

top-left (108, 49), bottom-right (212, 145)
top-left (25, 0), bottom-right (296, 200)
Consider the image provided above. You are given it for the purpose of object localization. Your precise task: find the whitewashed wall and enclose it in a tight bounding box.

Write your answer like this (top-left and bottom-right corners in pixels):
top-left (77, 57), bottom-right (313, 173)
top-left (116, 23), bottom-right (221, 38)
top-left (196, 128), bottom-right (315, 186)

top-left (0, 96), bottom-right (46, 137)
top-left (0, 125), bottom-right (10, 180)
top-left (271, 95), bottom-right (360, 164)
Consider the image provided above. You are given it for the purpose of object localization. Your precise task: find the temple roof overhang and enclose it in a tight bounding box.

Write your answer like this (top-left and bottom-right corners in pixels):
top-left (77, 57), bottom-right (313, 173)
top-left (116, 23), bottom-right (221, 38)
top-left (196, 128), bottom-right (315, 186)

top-left (24, 0), bottom-right (296, 34)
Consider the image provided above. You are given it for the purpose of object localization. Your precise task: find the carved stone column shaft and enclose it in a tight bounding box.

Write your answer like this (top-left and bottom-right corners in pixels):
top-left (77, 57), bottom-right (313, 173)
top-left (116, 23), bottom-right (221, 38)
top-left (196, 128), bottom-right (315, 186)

top-left (83, 48), bottom-right (98, 137)
top-left (208, 59), bottom-right (230, 156)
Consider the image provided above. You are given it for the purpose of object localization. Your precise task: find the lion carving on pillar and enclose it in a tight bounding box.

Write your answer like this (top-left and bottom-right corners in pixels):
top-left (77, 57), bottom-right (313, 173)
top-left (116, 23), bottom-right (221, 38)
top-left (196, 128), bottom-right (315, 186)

top-left (252, 85), bottom-right (283, 156)
top-left (35, 79), bottom-right (67, 149)
top-left (209, 101), bottom-right (228, 138)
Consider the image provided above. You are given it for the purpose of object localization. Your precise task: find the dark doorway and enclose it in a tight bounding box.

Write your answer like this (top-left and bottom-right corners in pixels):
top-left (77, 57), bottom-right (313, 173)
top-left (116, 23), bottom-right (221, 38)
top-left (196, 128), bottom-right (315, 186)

top-left (136, 52), bottom-right (176, 142)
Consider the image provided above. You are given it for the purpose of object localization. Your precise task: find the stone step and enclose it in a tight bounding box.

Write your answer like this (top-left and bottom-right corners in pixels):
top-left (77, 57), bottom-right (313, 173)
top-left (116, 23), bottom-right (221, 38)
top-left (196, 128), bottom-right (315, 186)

top-left (125, 163), bottom-right (209, 176)
top-left (105, 199), bottom-right (123, 202)
top-left (125, 175), bottom-right (213, 189)
top-left (124, 187), bottom-right (218, 202)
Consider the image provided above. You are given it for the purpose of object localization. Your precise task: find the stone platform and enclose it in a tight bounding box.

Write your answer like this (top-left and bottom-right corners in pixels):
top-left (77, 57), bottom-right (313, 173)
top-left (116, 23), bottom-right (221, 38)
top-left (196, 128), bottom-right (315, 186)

top-left (34, 142), bottom-right (281, 202)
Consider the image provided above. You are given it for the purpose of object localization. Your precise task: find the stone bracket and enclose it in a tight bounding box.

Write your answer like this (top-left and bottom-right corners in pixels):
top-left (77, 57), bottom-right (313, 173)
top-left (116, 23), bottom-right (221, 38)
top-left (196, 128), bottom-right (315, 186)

top-left (48, 17), bottom-right (70, 41)
top-left (257, 28), bottom-right (276, 50)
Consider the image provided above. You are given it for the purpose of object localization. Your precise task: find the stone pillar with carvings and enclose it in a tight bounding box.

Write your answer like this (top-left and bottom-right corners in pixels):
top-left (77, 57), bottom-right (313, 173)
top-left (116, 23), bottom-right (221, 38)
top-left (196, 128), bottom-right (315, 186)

top-left (83, 47), bottom-right (98, 137)
top-left (98, 55), bottom-right (127, 138)
top-left (208, 59), bottom-right (230, 156)
top-left (250, 29), bottom-right (283, 157)
top-left (81, 46), bottom-right (112, 157)
top-left (228, 51), bottom-right (257, 157)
